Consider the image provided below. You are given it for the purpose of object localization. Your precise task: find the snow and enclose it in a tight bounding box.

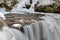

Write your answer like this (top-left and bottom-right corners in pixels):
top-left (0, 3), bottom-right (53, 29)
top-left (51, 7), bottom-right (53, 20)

top-left (38, 0), bottom-right (54, 5)
top-left (12, 24), bottom-right (22, 28)
top-left (0, 12), bottom-right (6, 20)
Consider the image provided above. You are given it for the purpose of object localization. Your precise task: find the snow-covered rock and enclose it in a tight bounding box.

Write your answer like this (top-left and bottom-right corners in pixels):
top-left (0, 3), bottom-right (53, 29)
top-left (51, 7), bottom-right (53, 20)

top-left (38, 0), bottom-right (54, 5)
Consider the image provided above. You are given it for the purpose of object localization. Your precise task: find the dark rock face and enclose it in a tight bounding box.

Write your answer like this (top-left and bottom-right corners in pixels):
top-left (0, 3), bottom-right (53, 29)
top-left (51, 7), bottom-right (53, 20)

top-left (34, 3), bottom-right (60, 13)
top-left (0, 3), bottom-right (4, 8)
top-left (25, 4), bottom-right (31, 9)
top-left (30, 0), bottom-right (32, 4)
top-left (0, 0), bottom-right (18, 11)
